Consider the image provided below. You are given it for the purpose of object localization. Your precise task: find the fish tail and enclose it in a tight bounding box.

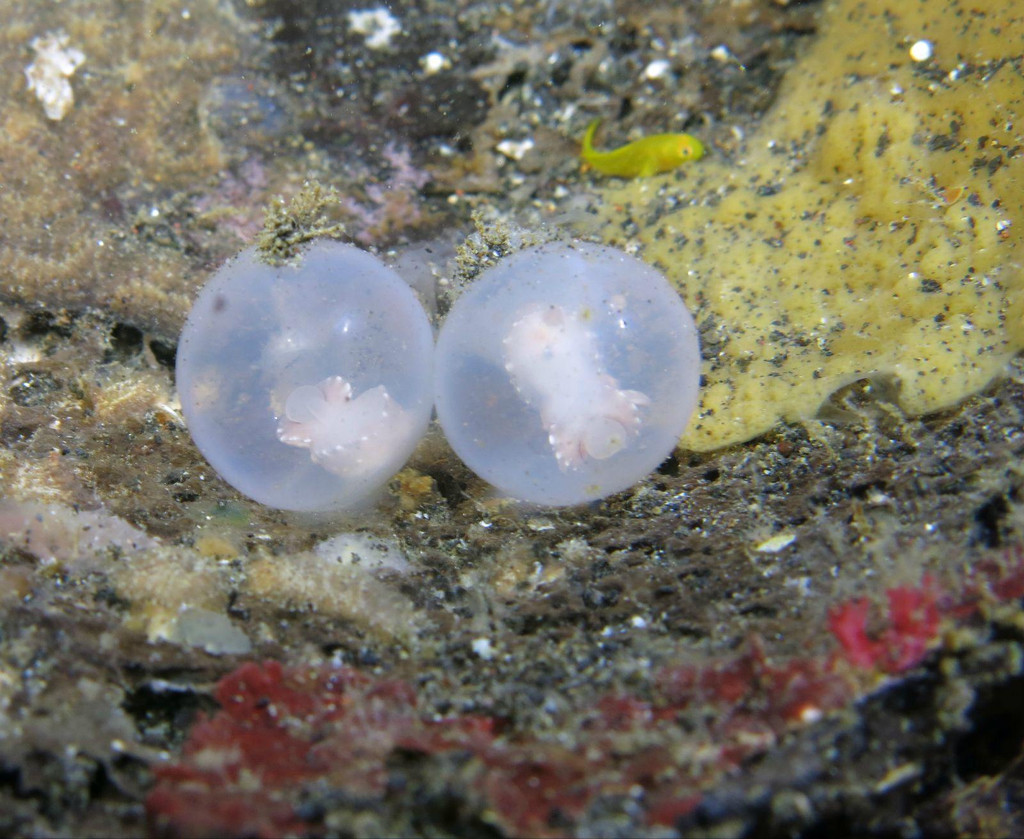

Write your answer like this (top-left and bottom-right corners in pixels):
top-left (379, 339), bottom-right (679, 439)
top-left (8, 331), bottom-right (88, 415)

top-left (581, 118), bottom-right (601, 162)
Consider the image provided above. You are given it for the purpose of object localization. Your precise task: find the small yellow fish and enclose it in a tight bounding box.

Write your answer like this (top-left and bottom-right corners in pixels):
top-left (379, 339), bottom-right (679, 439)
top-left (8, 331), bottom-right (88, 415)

top-left (580, 118), bottom-right (704, 178)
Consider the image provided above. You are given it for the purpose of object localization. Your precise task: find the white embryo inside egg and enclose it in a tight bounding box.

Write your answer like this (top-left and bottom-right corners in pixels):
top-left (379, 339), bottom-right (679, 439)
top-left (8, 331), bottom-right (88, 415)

top-left (277, 375), bottom-right (416, 478)
top-left (503, 304), bottom-right (651, 470)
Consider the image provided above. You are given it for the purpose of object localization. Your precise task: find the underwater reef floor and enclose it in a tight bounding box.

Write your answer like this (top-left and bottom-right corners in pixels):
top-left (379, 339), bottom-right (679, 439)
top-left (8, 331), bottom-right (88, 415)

top-left (1, 0), bottom-right (1023, 835)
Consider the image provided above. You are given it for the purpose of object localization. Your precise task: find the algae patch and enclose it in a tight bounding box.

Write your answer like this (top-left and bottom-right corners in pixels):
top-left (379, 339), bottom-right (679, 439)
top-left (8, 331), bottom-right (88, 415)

top-left (592, 0), bottom-right (1024, 451)
top-left (0, 0), bottom-right (247, 336)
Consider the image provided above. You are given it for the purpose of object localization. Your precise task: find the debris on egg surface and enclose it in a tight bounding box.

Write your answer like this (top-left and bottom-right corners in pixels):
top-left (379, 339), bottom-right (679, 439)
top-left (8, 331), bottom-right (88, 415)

top-left (434, 242), bottom-right (701, 506)
top-left (176, 241), bottom-right (433, 511)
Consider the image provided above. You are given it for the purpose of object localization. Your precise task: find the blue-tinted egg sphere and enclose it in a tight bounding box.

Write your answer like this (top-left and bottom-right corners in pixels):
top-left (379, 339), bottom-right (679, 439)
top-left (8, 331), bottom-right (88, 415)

top-left (434, 242), bottom-right (701, 505)
top-left (176, 241), bottom-right (433, 511)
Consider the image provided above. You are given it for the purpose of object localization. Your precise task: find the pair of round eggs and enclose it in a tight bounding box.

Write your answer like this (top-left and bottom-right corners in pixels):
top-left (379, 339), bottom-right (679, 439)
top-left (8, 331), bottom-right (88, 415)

top-left (176, 240), bottom-right (701, 511)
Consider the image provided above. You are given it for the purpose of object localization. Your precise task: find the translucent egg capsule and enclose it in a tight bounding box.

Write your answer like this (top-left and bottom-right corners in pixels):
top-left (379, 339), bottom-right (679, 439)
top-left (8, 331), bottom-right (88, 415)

top-left (434, 242), bottom-right (701, 506)
top-left (176, 241), bottom-right (433, 511)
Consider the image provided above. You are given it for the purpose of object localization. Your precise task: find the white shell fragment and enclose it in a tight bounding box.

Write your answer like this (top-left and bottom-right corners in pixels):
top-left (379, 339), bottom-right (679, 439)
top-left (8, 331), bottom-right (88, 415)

top-left (754, 533), bottom-right (797, 553)
top-left (24, 31), bottom-right (85, 121)
top-left (347, 8), bottom-right (402, 49)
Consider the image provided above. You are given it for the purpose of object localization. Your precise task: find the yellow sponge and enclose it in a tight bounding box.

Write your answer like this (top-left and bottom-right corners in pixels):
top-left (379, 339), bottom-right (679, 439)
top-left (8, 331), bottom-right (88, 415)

top-left (591, 0), bottom-right (1024, 450)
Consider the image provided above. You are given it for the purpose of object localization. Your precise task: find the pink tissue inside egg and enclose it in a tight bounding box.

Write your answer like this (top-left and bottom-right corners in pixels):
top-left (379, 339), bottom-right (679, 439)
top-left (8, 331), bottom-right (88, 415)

top-left (503, 305), bottom-right (650, 471)
top-left (277, 375), bottom-right (414, 478)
